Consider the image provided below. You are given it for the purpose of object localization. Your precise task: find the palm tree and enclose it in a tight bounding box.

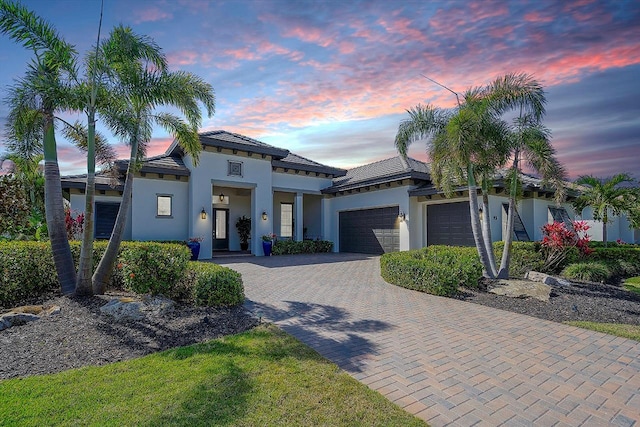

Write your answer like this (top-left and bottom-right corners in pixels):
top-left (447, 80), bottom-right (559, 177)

top-left (1, 0), bottom-right (78, 294)
top-left (396, 73), bottom-right (549, 279)
top-left (91, 40), bottom-right (215, 294)
top-left (572, 174), bottom-right (638, 246)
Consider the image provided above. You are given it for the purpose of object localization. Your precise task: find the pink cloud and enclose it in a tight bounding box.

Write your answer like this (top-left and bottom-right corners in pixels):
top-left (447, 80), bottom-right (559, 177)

top-left (523, 11), bottom-right (555, 23)
top-left (282, 26), bottom-right (332, 48)
top-left (133, 7), bottom-right (172, 24)
top-left (167, 50), bottom-right (200, 66)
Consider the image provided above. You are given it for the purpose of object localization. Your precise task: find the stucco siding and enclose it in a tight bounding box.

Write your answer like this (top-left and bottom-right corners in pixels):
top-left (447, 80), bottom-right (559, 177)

top-left (69, 193), bottom-right (132, 240)
top-left (131, 178), bottom-right (188, 241)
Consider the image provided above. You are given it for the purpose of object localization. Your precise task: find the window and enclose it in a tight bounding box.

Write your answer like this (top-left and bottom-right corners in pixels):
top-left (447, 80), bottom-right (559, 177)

top-left (280, 203), bottom-right (293, 238)
top-left (228, 160), bottom-right (243, 177)
top-left (157, 195), bottom-right (172, 217)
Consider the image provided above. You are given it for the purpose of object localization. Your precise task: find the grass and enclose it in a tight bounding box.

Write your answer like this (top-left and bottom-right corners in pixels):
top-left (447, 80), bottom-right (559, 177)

top-left (0, 325), bottom-right (426, 426)
top-left (623, 276), bottom-right (640, 295)
top-left (565, 321), bottom-right (640, 342)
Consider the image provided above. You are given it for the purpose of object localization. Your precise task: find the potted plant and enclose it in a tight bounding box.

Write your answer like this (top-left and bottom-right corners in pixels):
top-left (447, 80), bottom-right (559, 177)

top-left (187, 236), bottom-right (203, 260)
top-left (235, 216), bottom-right (251, 251)
top-left (261, 233), bottom-right (276, 256)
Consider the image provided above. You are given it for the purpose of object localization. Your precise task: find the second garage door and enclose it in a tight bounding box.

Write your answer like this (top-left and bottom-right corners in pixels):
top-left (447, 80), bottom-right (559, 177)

top-left (427, 202), bottom-right (474, 246)
top-left (339, 206), bottom-right (399, 254)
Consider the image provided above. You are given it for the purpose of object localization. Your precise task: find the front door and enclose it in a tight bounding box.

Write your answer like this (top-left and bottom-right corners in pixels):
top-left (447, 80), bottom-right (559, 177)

top-left (212, 208), bottom-right (229, 252)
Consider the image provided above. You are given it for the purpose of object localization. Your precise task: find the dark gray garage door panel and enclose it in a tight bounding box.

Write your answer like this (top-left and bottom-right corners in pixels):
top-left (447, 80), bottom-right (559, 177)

top-left (339, 206), bottom-right (399, 254)
top-left (95, 202), bottom-right (120, 239)
top-left (427, 202), bottom-right (474, 246)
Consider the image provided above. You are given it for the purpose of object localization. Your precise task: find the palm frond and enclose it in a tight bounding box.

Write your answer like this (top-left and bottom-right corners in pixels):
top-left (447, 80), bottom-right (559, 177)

top-left (60, 120), bottom-right (116, 166)
top-left (153, 112), bottom-right (200, 165)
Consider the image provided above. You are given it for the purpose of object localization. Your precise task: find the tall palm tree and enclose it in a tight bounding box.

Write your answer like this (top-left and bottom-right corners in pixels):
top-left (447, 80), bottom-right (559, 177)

top-left (91, 41), bottom-right (215, 294)
top-left (572, 174), bottom-right (638, 246)
top-left (496, 116), bottom-right (566, 278)
top-left (396, 73), bottom-right (549, 279)
top-left (1, 0), bottom-right (78, 294)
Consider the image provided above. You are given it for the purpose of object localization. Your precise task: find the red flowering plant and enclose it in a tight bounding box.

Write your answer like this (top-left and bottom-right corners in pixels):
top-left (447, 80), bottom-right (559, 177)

top-left (540, 220), bottom-right (592, 272)
top-left (64, 207), bottom-right (84, 240)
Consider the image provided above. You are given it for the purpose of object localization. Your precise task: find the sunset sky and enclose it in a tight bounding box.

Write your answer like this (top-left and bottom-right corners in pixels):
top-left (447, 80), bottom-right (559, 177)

top-left (0, 0), bottom-right (638, 180)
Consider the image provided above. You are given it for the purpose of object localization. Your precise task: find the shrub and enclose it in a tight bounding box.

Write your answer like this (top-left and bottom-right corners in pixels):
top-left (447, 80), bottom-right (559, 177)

top-left (0, 241), bottom-right (58, 308)
top-left (493, 241), bottom-right (545, 278)
top-left (120, 242), bottom-right (190, 296)
top-left (540, 220), bottom-right (592, 273)
top-left (380, 246), bottom-right (482, 296)
top-left (181, 262), bottom-right (244, 307)
top-left (272, 239), bottom-right (333, 255)
top-left (562, 262), bottom-right (611, 283)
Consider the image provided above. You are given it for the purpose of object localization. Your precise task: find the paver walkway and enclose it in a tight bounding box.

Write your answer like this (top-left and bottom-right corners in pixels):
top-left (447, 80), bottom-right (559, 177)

top-left (216, 253), bottom-right (640, 426)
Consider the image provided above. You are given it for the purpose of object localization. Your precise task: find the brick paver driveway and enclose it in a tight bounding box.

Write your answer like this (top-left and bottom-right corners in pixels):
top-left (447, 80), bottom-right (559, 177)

top-left (216, 253), bottom-right (640, 426)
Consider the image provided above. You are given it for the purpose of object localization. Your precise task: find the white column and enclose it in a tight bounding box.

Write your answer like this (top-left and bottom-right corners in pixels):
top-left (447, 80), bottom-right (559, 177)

top-left (295, 192), bottom-right (303, 241)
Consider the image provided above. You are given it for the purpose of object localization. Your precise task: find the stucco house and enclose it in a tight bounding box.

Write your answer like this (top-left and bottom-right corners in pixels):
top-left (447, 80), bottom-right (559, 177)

top-left (61, 130), bottom-right (639, 258)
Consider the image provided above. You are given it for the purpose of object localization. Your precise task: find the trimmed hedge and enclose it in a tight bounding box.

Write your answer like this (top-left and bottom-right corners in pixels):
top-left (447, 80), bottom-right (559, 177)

top-left (120, 242), bottom-right (190, 296)
top-left (380, 246), bottom-right (482, 296)
top-left (1, 241), bottom-right (245, 309)
top-left (272, 239), bottom-right (333, 255)
top-left (181, 262), bottom-right (244, 307)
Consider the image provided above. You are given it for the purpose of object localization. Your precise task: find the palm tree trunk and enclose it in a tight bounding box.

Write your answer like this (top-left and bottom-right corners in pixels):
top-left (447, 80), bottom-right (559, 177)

top-left (76, 114), bottom-right (96, 295)
top-left (481, 180), bottom-right (498, 277)
top-left (92, 140), bottom-right (136, 294)
top-left (43, 113), bottom-right (76, 294)
top-left (499, 156), bottom-right (520, 279)
top-left (603, 212), bottom-right (608, 247)
top-left (467, 165), bottom-right (495, 278)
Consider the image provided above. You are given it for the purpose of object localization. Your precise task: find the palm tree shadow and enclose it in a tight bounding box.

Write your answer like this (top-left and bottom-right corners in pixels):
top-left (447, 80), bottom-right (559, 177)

top-left (245, 299), bottom-right (393, 373)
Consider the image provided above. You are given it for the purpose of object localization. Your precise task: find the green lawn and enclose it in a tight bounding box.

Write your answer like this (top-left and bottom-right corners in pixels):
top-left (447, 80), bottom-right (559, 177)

top-left (623, 276), bottom-right (640, 295)
top-left (0, 325), bottom-right (426, 426)
top-left (565, 321), bottom-right (640, 342)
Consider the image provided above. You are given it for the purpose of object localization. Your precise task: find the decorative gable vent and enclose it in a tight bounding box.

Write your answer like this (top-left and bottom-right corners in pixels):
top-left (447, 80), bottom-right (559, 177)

top-left (228, 160), bottom-right (243, 177)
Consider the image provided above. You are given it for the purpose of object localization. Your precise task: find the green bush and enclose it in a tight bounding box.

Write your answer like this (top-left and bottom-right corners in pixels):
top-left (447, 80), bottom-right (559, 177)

top-left (588, 247), bottom-right (640, 280)
top-left (120, 242), bottom-right (190, 296)
top-left (0, 242), bottom-right (58, 308)
top-left (380, 246), bottom-right (482, 296)
top-left (181, 262), bottom-right (244, 307)
top-left (492, 241), bottom-right (545, 277)
top-left (562, 262), bottom-right (611, 283)
top-left (272, 239), bottom-right (333, 255)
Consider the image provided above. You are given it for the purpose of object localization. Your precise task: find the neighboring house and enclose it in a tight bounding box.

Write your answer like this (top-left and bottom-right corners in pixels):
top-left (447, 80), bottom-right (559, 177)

top-left (61, 130), bottom-right (639, 258)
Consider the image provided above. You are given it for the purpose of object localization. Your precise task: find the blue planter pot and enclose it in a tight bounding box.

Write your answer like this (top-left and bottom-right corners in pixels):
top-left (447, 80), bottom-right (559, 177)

top-left (262, 241), bottom-right (272, 256)
top-left (187, 242), bottom-right (201, 260)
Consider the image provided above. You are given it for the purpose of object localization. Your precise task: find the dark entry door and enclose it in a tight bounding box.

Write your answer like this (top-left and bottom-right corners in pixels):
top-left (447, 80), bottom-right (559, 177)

top-left (212, 208), bottom-right (229, 251)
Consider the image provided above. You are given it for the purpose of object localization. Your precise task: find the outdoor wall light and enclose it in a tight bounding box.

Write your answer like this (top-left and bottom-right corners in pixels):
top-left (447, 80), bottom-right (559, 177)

top-left (398, 211), bottom-right (406, 221)
top-left (262, 211), bottom-right (268, 221)
top-left (219, 193), bottom-right (225, 201)
top-left (201, 207), bottom-right (207, 220)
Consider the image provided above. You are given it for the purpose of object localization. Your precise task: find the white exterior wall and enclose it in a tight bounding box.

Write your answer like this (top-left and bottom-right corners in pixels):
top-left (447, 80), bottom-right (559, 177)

top-left (325, 186), bottom-right (411, 251)
top-left (409, 196), bottom-right (424, 249)
top-left (303, 195), bottom-right (323, 240)
top-left (69, 193), bottom-right (132, 240)
top-left (184, 151), bottom-right (273, 258)
top-left (487, 195), bottom-right (505, 241)
top-left (578, 206), bottom-right (637, 243)
top-left (272, 172), bottom-right (333, 193)
top-left (131, 178), bottom-right (188, 241)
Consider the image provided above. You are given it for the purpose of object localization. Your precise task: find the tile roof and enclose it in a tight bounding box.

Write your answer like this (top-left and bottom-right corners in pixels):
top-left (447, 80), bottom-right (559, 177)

top-left (61, 171), bottom-right (124, 191)
top-left (115, 154), bottom-right (190, 176)
top-left (323, 156), bottom-right (431, 193)
top-left (168, 130), bottom-right (290, 159)
top-left (273, 152), bottom-right (347, 177)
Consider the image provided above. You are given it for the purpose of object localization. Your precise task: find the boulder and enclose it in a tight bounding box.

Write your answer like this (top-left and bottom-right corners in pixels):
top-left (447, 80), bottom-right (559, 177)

top-left (100, 296), bottom-right (175, 321)
top-left (489, 279), bottom-right (552, 302)
top-left (525, 271), bottom-right (570, 286)
top-left (0, 305), bottom-right (61, 331)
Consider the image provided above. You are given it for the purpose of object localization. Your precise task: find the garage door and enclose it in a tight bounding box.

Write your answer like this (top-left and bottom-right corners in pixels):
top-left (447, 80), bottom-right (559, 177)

top-left (339, 206), bottom-right (399, 254)
top-left (427, 202), bottom-right (474, 246)
top-left (95, 202), bottom-right (120, 239)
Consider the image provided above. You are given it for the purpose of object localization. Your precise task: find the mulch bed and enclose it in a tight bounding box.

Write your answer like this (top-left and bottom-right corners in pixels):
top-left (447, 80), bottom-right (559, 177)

top-left (456, 279), bottom-right (640, 326)
top-left (0, 292), bottom-right (258, 380)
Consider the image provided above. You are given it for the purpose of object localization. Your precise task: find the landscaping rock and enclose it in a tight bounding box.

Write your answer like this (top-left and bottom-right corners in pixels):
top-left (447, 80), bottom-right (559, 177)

top-left (100, 296), bottom-right (175, 321)
top-left (489, 279), bottom-right (552, 302)
top-left (525, 271), bottom-right (569, 286)
top-left (0, 305), bottom-right (62, 331)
